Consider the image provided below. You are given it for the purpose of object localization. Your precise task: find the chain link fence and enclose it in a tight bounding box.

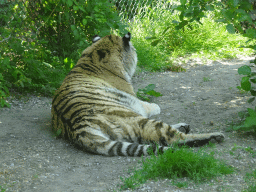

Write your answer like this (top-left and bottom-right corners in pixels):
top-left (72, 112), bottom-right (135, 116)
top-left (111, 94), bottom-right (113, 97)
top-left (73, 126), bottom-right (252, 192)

top-left (109, 0), bottom-right (174, 20)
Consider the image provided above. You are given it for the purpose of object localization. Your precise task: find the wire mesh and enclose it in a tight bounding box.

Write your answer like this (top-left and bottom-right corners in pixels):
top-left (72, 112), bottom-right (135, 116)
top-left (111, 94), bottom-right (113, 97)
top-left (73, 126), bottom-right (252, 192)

top-left (110, 0), bottom-right (174, 21)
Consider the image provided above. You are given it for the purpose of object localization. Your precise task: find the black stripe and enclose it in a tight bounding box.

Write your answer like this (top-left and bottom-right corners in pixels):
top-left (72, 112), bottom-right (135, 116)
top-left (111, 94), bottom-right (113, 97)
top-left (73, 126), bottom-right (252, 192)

top-left (154, 121), bottom-right (164, 144)
top-left (97, 50), bottom-right (106, 61)
top-left (166, 126), bottom-right (175, 138)
top-left (74, 63), bottom-right (100, 74)
top-left (108, 142), bottom-right (122, 156)
top-left (76, 130), bottom-right (89, 141)
top-left (101, 65), bottom-right (127, 82)
top-left (183, 137), bottom-right (213, 147)
top-left (63, 74), bottom-right (84, 82)
top-left (52, 90), bottom-right (77, 108)
top-left (73, 124), bottom-right (87, 131)
top-left (137, 136), bottom-right (142, 144)
top-left (137, 145), bottom-right (144, 156)
top-left (117, 142), bottom-right (124, 156)
top-left (127, 143), bottom-right (139, 156)
top-left (108, 35), bottom-right (114, 44)
top-left (55, 91), bottom-right (126, 115)
top-left (56, 90), bottom-right (112, 113)
top-left (159, 136), bottom-right (168, 146)
top-left (70, 109), bottom-right (88, 126)
top-left (67, 71), bottom-right (81, 75)
top-left (60, 101), bottom-right (84, 119)
top-left (54, 92), bottom-right (79, 114)
top-left (80, 52), bottom-right (93, 59)
top-left (138, 118), bottom-right (149, 130)
top-left (155, 121), bottom-right (164, 129)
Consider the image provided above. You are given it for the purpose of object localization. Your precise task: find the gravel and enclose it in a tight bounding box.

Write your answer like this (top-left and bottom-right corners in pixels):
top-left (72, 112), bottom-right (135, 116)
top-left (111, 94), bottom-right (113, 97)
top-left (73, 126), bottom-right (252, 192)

top-left (0, 56), bottom-right (256, 191)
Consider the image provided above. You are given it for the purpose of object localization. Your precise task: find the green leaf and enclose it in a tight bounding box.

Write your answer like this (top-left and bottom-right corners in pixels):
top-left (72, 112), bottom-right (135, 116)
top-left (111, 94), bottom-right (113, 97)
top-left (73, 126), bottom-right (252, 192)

top-left (247, 108), bottom-right (256, 117)
top-left (145, 36), bottom-right (157, 40)
top-left (73, 29), bottom-right (78, 37)
top-left (250, 89), bottom-right (256, 96)
top-left (248, 97), bottom-right (255, 103)
top-left (147, 90), bottom-right (163, 97)
top-left (241, 76), bottom-right (251, 91)
top-left (78, 5), bottom-right (86, 12)
top-left (232, 0), bottom-right (239, 7)
top-left (0, 99), bottom-right (10, 108)
top-left (73, 5), bottom-right (79, 11)
top-left (244, 115), bottom-right (256, 129)
top-left (71, 25), bottom-right (76, 31)
top-left (19, 81), bottom-right (24, 88)
top-left (42, 62), bottom-right (52, 68)
top-left (144, 84), bottom-right (155, 92)
top-left (250, 78), bottom-right (256, 83)
top-left (226, 24), bottom-right (235, 34)
top-left (245, 28), bottom-right (256, 39)
top-left (2, 57), bottom-right (10, 68)
top-left (82, 19), bottom-right (87, 25)
top-left (161, 27), bottom-right (171, 36)
top-left (205, 5), bottom-right (214, 11)
top-left (67, 0), bottom-right (73, 7)
top-left (223, 9), bottom-right (234, 21)
top-left (238, 65), bottom-right (251, 75)
top-left (180, 0), bottom-right (187, 5)
top-left (151, 39), bottom-right (161, 46)
top-left (56, 129), bottom-right (62, 136)
top-left (215, 19), bottom-right (226, 23)
top-left (172, 20), bottom-right (179, 24)
top-left (232, 124), bottom-right (244, 131)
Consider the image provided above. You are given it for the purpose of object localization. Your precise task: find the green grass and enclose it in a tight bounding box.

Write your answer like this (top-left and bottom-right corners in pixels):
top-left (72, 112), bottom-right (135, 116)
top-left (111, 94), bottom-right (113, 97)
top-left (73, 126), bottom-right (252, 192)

top-left (129, 6), bottom-right (255, 72)
top-left (244, 169), bottom-right (256, 192)
top-left (118, 143), bottom-right (234, 191)
top-left (0, 186), bottom-right (6, 192)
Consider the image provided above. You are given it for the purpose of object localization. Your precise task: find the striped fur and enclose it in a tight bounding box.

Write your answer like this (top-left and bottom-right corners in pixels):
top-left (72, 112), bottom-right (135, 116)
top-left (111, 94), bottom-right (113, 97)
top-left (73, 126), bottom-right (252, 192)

top-left (51, 33), bottom-right (224, 156)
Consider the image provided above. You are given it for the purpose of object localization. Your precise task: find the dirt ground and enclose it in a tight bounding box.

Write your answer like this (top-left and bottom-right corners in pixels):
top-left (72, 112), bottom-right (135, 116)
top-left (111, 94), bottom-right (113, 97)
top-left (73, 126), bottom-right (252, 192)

top-left (1, 56), bottom-right (256, 192)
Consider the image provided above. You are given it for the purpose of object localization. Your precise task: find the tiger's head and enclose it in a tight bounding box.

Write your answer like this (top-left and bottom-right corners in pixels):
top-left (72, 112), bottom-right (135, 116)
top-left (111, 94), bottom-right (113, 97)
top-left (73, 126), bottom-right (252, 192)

top-left (78, 32), bottom-right (137, 84)
top-left (71, 32), bottom-right (138, 96)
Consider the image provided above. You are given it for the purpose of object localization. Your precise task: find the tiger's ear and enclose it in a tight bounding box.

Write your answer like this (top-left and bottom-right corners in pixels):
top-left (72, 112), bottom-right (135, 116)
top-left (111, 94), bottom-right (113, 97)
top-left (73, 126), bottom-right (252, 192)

top-left (92, 35), bottom-right (101, 43)
top-left (123, 32), bottom-right (131, 47)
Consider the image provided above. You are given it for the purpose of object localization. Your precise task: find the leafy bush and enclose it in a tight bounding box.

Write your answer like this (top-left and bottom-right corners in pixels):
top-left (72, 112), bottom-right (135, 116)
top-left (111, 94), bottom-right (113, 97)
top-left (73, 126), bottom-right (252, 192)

top-left (227, 64), bottom-right (256, 133)
top-left (0, 0), bottom-right (127, 107)
top-left (25, 0), bottom-right (127, 60)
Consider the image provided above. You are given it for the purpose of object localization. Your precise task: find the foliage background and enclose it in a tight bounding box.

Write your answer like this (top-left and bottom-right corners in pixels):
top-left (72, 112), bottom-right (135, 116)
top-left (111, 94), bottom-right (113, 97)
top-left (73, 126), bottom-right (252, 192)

top-left (0, 0), bottom-right (256, 109)
top-left (0, 0), bottom-right (127, 107)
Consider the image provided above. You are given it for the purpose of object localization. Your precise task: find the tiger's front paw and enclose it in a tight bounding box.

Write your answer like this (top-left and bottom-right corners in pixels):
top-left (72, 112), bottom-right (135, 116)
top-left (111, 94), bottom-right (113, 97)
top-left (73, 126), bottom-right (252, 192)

top-left (147, 103), bottom-right (161, 117)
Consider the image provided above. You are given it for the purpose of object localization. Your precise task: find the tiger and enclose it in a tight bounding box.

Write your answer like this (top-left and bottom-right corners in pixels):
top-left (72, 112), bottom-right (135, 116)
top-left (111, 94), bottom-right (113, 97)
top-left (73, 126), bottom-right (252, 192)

top-left (51, 32), bottom-right (224, 156)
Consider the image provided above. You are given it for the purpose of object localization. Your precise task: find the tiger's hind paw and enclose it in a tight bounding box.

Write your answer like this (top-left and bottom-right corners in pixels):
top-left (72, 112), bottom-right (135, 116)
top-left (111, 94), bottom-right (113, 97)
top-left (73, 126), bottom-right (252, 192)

top-left (172, 123), bottom-right (190, 134)
top-left (209, 133), bottom-right (225, 144)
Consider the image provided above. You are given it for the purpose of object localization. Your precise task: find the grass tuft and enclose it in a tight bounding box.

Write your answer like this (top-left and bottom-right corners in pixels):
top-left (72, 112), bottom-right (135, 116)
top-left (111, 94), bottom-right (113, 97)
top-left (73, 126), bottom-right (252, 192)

top-left (244, 169), bottom-right (256, 192)
top-left (118, 144), bottom-right (234, 190)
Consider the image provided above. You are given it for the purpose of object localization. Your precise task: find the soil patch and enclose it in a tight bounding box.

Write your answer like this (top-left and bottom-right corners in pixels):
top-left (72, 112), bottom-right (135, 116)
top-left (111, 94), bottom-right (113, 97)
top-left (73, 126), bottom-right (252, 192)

top-left (1, 57), bottom-right (256, 191)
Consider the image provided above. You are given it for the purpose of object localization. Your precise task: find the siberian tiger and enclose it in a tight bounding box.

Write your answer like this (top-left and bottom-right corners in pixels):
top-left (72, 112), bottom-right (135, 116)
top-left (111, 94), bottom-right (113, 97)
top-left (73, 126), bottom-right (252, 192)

top-left (51, 32), bottom-right (224, 156)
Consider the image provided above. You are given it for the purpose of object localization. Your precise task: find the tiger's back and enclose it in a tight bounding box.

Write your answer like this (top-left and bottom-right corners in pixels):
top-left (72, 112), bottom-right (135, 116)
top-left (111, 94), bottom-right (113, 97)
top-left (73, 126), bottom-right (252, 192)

top-left (51, 33), bottom-right (224, 156)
